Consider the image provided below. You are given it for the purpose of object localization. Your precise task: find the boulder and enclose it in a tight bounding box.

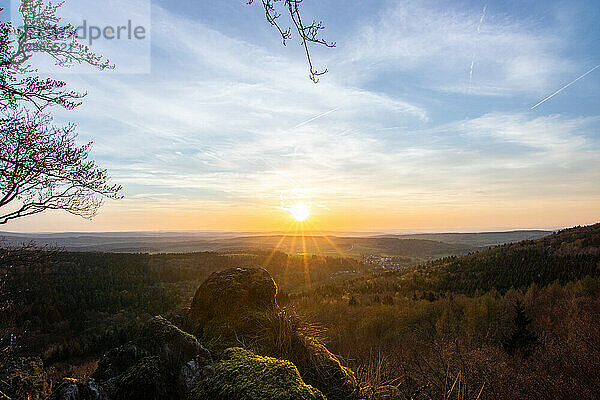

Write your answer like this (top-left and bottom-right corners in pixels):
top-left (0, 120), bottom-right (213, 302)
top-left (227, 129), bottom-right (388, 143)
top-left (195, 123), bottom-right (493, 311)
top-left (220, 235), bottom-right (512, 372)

top-left (190, 347), bottom-right (326, 400)
top-left (88, 316), bottom-right (211, 400)
top-left (93, 343), bottom-right (149, 382)
top-left (140, 316), bottom-right (211, 365)
top-left (189, 267), bottom-right (277, 323)
top-left (52, 378), bottom-right (83, 400)
top-left (187, 268), bottom-right (279, 347)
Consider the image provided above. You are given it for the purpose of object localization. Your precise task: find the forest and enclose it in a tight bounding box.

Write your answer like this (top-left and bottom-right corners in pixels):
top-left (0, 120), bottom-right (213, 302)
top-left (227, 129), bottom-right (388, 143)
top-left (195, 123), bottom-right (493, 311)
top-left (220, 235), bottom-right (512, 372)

top-left (1, 223), bottom-right (599, 399)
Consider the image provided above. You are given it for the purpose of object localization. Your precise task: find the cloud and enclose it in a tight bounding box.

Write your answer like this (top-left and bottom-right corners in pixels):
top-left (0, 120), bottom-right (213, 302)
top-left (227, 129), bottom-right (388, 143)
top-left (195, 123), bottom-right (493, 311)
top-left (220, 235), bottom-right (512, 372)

top-left (343, 0), bottom-right (574, 96)
top-left (46, 5), bottom-right (429, 209)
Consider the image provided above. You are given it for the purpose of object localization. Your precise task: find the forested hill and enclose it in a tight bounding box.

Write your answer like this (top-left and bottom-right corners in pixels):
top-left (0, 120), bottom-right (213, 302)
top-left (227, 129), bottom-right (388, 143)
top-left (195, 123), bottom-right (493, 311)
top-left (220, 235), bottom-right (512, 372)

top-left (0, 230), bottom-right (550, 255)
top-left (431, 223), bottom-right (600, 294)
top-left (320, 224), bottom-right (600, 301)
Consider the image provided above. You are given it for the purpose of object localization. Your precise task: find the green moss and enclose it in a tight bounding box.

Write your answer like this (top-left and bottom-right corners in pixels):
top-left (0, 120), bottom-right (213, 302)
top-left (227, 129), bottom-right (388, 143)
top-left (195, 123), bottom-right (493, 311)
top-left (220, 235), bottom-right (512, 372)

top-left (190, 348), bottom-right (325, 400)
top-left (115, 356), bottom-right (166, 400)
top-left (290, 334), bottom-right (358, 400)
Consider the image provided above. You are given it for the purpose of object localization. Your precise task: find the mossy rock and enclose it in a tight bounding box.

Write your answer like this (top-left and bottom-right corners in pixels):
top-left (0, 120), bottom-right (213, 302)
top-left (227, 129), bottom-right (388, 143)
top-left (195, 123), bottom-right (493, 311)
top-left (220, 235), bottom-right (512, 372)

top-left (188, 268), bottom-right (277, 333)
top-left (190, 348), bottom-right (325, 400)
top-left (187, 268), bottom-right (359, 399)
top-left (290, 334), bottom-right (358, 400)
top-left (140, 316), bottom-right (209, 363)
top-left (204, 309), bottom-right (358, 399)
top-left (115, 356), bottom-right (166, 400)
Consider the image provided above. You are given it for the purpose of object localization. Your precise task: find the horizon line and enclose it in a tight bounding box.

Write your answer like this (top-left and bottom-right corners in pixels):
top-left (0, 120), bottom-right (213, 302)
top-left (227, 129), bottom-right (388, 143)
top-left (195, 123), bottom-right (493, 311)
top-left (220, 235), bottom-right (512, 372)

top-left (0, 226), bottom-right (571, 236)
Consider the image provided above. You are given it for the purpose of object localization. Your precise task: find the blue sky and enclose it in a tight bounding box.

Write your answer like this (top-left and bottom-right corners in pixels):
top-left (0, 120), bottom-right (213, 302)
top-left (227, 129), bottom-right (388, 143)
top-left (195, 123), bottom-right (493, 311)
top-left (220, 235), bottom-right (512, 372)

top-left (6, 0), bottom-right (600, 232)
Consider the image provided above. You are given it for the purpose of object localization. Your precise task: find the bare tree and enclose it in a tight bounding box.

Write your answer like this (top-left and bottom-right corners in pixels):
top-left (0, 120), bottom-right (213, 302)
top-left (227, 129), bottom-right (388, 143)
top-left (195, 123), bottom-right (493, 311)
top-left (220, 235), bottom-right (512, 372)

top-left (249, 0), bottom-right (335, 82)
top-left (0, 0), bottom-right (120, 225)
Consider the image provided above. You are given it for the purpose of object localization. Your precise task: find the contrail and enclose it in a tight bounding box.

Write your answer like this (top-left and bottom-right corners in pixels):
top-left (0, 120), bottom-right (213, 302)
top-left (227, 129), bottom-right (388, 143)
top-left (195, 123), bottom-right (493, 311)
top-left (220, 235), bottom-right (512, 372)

top-left (293, 107), bottom-right (340, 129)
top-left (531, 63), bottom-right (600, 110)
top-left (469, 5), bottom-right (487, 92)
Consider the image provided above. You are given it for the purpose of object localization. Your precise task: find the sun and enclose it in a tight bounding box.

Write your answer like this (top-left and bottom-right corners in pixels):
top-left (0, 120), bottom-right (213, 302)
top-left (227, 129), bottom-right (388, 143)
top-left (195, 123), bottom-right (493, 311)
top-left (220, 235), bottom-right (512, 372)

top-left (290, 203), bottom-right (311, 222)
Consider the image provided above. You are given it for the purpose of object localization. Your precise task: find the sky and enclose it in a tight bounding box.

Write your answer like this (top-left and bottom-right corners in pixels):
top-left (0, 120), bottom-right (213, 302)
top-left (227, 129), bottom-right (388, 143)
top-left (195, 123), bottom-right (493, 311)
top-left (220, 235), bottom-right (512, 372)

top-left (4, 0), bottom-right (600, 233)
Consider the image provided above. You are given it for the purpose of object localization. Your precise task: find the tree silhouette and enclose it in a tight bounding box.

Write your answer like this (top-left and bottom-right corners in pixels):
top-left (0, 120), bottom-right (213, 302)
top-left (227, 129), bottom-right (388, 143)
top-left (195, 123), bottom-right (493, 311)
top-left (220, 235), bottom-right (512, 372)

top-left (504, 300), bottom-right (538, 357)
top-left (0, 0), bottom-right (112, 112)
top-left (0, 1), bottom-right (120, 225)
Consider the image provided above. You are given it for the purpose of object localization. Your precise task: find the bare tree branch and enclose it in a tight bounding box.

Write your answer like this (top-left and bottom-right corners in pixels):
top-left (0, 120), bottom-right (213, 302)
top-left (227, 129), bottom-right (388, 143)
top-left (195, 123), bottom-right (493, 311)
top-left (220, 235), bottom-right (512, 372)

top-left (0, 0), bottom-right (112, 112)
top-left (0, 110), bottom-right (122, 225)
top-left (249, 0), bottom-right (335, 82)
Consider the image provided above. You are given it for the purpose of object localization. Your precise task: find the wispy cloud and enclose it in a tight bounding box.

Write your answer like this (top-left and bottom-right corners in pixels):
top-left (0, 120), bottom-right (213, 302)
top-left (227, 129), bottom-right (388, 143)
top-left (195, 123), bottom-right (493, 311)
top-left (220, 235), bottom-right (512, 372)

top-left (343, 0), bottom-right (574, 96)
top-left (53, 5), bottom-right (598, 210)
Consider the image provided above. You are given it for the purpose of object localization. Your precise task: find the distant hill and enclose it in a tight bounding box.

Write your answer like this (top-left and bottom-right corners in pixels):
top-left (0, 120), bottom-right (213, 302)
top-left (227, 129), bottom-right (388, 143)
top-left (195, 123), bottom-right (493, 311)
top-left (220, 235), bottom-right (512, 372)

top-left (0, 229), bottom-right (553, 257)
top-left (391, 230), bottom-right (551, 247)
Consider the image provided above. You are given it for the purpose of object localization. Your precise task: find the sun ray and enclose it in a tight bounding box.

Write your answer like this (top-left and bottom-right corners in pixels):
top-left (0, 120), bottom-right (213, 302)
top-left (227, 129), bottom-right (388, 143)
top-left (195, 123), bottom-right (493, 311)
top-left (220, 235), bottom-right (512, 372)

top-left (309, 233), bottom-right (323, 256)
top-left (300, 223), bottom-right (311, 291)
top-left (306, 220), bottom-right (348, 259)
top-left (261, 221), bottom-right (295, 269)
top-left (280, 225), bottom-right (300, 289)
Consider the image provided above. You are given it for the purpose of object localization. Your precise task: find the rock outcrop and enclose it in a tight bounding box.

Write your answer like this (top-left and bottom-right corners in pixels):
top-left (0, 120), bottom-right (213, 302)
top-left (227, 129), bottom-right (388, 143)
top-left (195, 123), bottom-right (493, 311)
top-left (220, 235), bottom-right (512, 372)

top-left (187, 267), bottom-right (278, 346)
top-left (189, 267), bottom-right (278, 319)
top-left (53, 267), bottom-right (359, 400)
top-left (187, 267), bottom-right (358, 400)
top-left (53, 317), bottom-right (212, 400)
top-left (190, 347), bottom-right (326, 400)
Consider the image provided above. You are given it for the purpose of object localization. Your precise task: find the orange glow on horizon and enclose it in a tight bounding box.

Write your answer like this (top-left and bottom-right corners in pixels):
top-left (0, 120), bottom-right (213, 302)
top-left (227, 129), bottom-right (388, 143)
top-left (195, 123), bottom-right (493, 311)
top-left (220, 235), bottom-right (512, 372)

top-left (4, 197), bottom-right (599, 233)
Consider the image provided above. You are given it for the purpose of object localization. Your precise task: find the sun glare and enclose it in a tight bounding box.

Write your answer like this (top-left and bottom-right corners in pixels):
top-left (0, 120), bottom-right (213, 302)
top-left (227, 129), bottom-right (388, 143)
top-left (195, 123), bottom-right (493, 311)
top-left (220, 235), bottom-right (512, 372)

top-left (290, 203), bottom-right (311, 222)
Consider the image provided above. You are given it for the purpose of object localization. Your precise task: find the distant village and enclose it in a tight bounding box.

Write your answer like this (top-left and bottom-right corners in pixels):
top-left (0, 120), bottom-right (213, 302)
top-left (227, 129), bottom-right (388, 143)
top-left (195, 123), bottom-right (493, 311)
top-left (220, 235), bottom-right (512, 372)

top-left (361, 254), bottom-right (417, 271)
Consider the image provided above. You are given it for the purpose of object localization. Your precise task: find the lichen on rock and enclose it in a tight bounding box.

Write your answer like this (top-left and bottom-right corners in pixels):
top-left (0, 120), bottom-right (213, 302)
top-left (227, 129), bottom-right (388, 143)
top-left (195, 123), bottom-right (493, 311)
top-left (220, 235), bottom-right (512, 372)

top-left (190, 347), bottom-right (326, 400)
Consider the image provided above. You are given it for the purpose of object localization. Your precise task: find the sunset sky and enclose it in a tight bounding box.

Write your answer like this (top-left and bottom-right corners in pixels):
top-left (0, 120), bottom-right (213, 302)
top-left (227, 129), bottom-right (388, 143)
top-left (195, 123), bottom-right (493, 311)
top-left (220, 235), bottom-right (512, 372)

top-left (4, 0), bottom-right (600, 233)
